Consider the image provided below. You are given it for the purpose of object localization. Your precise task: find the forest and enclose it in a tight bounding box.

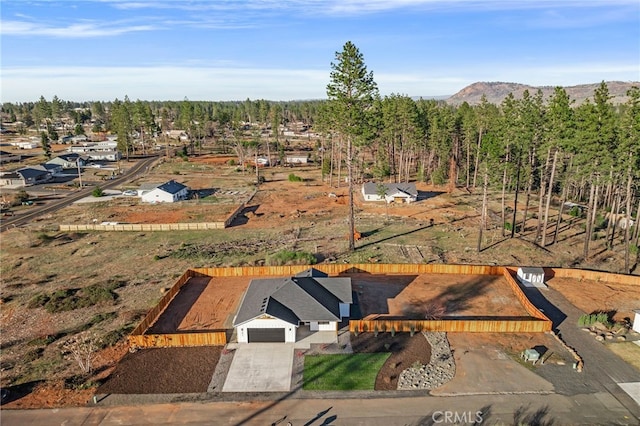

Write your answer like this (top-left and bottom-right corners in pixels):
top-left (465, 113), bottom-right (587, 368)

top-left (2, 79), bottom-right (639, 272)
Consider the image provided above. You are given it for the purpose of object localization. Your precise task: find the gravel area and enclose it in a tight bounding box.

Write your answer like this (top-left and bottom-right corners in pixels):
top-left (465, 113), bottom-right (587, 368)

top-left (398, 332), bottom-right (455, 390)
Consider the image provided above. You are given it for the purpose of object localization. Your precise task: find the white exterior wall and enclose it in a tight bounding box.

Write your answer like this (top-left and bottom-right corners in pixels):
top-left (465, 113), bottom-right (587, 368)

top-left (309, 321), bottom-right (337, 331)
top-left (633, 311), bottom-right (640, 334)
top-left (236, 317), bottom-right (297, 343)
top-left (142, 188), bottom-right (175, 203)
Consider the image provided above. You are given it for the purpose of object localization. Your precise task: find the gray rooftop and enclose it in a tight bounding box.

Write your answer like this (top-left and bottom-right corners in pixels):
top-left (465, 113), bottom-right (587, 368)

top-left (234, 275), bottom-right (352, 326)
top-left (362, 182), bottom-right (417, 197)
top-left (156, 180), bottom-right (188, 194)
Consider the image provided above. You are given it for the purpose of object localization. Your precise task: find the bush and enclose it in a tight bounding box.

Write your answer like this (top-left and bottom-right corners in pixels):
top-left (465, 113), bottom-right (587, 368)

top-left (568, 206), bottom-right (583, 217)
top-left (92, 186), bottom-right (104, 197)
top-left (28, 281), bottom-right (125, 313)
top-left (578, 312), bottom-right (612, 328)
top-left (267, 249), bottom-right (316, 266)
top-left (630, 244), bottom-right (639, 255)
top-left (288, 173), bottom-right (303, 182)
top-left (227, 159), bottom-right (236, 166)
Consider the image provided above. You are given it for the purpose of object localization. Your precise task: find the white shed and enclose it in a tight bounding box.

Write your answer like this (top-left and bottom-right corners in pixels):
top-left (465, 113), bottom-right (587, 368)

top-left (633, 310), bottom-right (640, 334)
top-left (517, 267), bottom-right (546, 288)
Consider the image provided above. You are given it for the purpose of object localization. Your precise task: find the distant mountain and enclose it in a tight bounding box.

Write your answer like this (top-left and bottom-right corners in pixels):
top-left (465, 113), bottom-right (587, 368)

top-left (445, 81), bottom-right (639, 106)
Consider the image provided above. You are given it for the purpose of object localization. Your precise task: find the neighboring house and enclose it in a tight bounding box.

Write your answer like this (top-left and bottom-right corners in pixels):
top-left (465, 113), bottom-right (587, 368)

top-left (361, 182), bottom-right (418, 204)
top-left (233, 268), bottom-right (352, 343)
top-left (46, 153), bottom-right (86, 169)
top-left (516, 267), bottom-right (546, 288)
top-left (0, 166), bottom-right (52, 187)
top-left (68, 141), bottom-right (118, 153)
top-left (141, 180), bottom-right (189, 203)
top-left (10, 141), bottom-right (39, 149)
top-left (42, 163), bottom-right (63, 175)
top-left (285, 155), bottom-right (308, 165)
top-left (86, 151), bottom-right (122, 162)
top-left (0, 151), bottom-right (21, 164)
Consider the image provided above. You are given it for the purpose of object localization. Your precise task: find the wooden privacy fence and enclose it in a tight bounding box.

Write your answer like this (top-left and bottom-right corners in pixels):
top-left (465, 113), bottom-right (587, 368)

top-left (128, 269), bottom-right (228, 349)
top-left (192, 263), bottom-right (504, 277)
top-left (60, 222), bottom-right (226, 232)
top-left (128, 264), bottom-right (635, 348)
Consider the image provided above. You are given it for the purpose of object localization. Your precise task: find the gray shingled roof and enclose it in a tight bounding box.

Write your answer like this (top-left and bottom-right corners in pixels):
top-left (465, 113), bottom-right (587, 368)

top-left (233, 275), bottom-right (352, 326)
top-left (157, 180), bottom-right (188, 194)
top-left (362, 182), bottom-right (417, 197)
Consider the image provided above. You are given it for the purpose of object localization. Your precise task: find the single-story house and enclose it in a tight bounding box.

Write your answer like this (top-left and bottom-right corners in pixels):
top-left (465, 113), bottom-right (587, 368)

top-left (0, 151), bottom-right (21, 164)
top-left (285, 155), bottom-right (308, 165)
top-left (47, 153), bottom-right (87, 169)
top-left (140, 180), bottom-right (189, 203)
top-left (516, 267), bottom-right (546, 288)
top-left (86, 151), bottom-right (122, 162)
top-left (233, 268), bottom-right (352, 343)
top-left (0, 166), bottom-right (52, 187)
top-left (42, 163), bottom-right (63, 175)
top-left (362, 182), bottom-right (418, 204)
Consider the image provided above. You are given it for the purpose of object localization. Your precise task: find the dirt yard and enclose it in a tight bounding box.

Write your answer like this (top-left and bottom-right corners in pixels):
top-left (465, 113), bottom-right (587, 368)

top-left (547, 277), bottom-right (640, 322)
top-left (352, 274), bottom-right (530, 318)
top-left (147, 277), bottom-right (251, 333)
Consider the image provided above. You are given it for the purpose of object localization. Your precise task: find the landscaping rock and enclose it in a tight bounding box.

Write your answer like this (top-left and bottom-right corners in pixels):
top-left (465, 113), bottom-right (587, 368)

top-left (397, 332), bottom-right (455, 390)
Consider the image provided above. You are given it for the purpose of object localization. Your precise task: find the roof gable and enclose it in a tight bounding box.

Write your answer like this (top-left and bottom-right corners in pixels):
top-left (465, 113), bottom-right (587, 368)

top-left (157, 180), bottom-right (187, 194)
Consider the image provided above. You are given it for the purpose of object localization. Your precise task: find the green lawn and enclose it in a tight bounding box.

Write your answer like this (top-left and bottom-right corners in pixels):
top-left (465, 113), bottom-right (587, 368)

top-left (303, 353), bottom-right (391, 390)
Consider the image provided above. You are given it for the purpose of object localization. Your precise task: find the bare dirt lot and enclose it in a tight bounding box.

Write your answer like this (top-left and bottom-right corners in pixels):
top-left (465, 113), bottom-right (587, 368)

top-left (147, 276), bottom-right (250, 333)
top-left (547, 277), bottom-right (640, 322)
top-left (352, 274), bottom-right (529, 318)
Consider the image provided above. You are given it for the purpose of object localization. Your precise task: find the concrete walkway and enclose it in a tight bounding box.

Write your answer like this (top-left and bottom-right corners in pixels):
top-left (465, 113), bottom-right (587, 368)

top-left (222, 343), bottom-right (294, 392)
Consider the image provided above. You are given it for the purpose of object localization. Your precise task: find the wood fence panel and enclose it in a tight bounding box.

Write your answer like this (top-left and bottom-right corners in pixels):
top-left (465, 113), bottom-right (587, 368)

top-left (349, 319), bottom-right (550, 333)
top-left (550, 268), bottom-right (640, 285)
top-left (128, 331), bottom-right (226, 348)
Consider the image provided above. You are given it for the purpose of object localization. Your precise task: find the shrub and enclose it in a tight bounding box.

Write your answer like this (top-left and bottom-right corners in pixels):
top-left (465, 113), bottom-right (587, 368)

top-left (92, 186), bottom-right (104, 197)
top-left (288, 173), bottom-right (303, 182)
top-left (227, 159), bottom-right (236, 166)
top-left (267, 249), bottom-right (316, 266)
top-left (568, 206), bottom-right (582, 217)
top-left (578, 312), bottom-right (612, 328)
top-left (28, 281), bottom-right (124, 313)
top-left (630, 244), bottom-right (639, 255)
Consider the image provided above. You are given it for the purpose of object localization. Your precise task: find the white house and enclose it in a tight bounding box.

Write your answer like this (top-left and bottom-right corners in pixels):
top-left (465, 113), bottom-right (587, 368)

top-left (233, 268), bottom-right (352, 343)
top-left (141, 180), bottom-right (189, 203)
top-left (362, 182), bottom-right (418, 204)
top-left (285, 155), bottom-right (308, 165)
top-left (46, 153), bottom-right (87, 169)
top-left (516, 267), bottom-right (546, 288)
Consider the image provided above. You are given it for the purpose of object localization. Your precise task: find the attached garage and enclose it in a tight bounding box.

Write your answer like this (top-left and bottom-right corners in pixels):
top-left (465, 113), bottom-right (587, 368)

top-left (247, 328), bottom-right (285, 343)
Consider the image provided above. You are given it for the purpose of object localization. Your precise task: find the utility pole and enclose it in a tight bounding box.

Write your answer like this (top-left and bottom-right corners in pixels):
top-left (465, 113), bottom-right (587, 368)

top-left (76, 158), bottom-right (83, 188)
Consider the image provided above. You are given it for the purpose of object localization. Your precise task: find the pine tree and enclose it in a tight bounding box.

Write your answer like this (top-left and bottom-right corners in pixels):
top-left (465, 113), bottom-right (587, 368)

top-left (326, 41), bottom-right (379, 251)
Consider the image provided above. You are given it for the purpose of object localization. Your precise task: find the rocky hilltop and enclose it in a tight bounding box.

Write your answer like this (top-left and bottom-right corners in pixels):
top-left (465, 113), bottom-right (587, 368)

top-left (446, 81), bottom-right (638, 106)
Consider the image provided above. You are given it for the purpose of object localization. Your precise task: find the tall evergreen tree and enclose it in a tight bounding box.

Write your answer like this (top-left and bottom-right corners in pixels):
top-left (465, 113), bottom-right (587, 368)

top-left (326, 41), bottom-right (379, 251)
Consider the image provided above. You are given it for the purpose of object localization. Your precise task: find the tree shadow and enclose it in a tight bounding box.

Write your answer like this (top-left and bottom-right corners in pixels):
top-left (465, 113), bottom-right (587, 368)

top-left (228, 204), bottom-right (261, 227)
top-left (513, 404), bottom-right (555, 426)
top-left (401, 275), bottom-right (494, 318)
top-left (0, 380), bottom-right (44, 405)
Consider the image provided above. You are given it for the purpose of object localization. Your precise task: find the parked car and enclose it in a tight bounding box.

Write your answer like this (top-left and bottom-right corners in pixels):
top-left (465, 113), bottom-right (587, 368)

top-left (122, 190), bottom-right (137, 196)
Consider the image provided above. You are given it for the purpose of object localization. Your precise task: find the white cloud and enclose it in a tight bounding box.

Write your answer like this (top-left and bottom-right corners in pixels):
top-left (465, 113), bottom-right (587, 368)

top-left (0, 19), bottom-right (155, 37)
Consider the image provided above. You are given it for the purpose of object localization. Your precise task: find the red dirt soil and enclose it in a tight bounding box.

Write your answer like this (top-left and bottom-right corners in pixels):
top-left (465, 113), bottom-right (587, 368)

top-left (147, 277), bottom-right (251, 333)
top-left (548, 277), bottom-right (640, 322)
top-left (352, 274), bottom-right (529, 318)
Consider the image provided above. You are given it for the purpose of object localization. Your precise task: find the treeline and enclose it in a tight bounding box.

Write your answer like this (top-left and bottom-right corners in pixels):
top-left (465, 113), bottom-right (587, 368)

top-left (2, 81), bottom-right (639, 270)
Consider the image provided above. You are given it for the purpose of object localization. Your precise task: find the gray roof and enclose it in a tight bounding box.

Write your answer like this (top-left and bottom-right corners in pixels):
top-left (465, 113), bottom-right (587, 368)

top-left (16, 166), bottom-right (49, 179)
top-left (362, 182), bottom-right (417, 197)
top-left (156, 180), bottom-right (188, 194)
top-left (234, 275), bottom-right (352, 326)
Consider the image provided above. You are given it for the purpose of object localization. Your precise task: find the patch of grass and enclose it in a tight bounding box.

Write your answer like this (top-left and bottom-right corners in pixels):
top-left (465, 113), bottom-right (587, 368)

top-left (267, 249), bottom-right (316, 266)
top-left (303, 353), bottom-right (391, 390)
top-left (99, 324), bottom-right (135, 349)
top-left (288, 173), bottom-right (303, 182)
top-left (606, 342), bottom-right (640, 371)
top-left (27, 280), bottom-right (125, 313)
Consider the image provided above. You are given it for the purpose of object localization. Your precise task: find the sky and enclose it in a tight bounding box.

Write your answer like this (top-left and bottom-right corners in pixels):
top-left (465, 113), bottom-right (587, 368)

top-left (1, 0), bottom-right (639, 103)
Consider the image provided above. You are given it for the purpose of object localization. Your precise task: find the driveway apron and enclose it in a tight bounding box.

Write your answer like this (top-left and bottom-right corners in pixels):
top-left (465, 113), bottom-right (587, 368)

top-left (222, 343), bottom-right (294, 392)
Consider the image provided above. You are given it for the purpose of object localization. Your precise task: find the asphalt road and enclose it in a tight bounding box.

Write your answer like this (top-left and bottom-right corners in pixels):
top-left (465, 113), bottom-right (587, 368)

top-left (0, 155), bottom-right (158, 232)
top-left (1, 392), bottom-right (637, 425)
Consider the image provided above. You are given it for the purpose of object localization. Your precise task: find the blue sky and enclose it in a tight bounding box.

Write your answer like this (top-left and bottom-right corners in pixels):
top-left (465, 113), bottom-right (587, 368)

top-left (1, 0), bottom-right (639, 102)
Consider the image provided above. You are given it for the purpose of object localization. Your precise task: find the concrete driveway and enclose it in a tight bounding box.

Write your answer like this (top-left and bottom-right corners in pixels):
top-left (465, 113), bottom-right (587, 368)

top-left (222, 343), bottom-right (294, 392)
